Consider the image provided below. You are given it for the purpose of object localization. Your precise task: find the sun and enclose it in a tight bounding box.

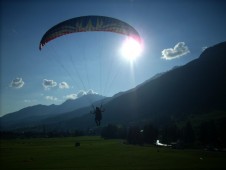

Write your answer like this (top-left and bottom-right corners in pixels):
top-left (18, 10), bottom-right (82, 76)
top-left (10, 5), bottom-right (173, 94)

top-left (120, 37), bottom-right (143, 62)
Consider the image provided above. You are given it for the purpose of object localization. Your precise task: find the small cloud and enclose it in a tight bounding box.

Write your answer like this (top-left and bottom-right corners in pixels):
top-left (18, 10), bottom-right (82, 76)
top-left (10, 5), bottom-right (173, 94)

top-left (64, 89), bottom-right (98, 101)
top-left (64, 94), bottom-right (77, 100)
top-left (10, 77), bottom-right (25, 89)
top-left (77, 90), bottom-right (87, 98)
top-left (45, 96), bottom-right (58, 101)
top-left (24, 99), bottom-right (30, 103)
top-left (87, 89), bottom-right (98, 95)
top-left (59, 82), bottom-right (69, 89)
top-left (77, 89), bottom-right (98, 97)
top-left (202, 46), bottom-right (208, 51)
top-left (24, 99), bottom-right (37, 103)
top-left (42, 79), bottom-right (57, 90)
top-left (161, 42), bottom-right (190, 60)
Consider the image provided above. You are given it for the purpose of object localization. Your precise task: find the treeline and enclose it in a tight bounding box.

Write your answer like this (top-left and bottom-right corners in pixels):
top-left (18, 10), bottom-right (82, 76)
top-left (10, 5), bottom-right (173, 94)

top-left (101, 119), bottom-right (226, 149)
top-left (0, 130), bottom-right (84, 139)
top-left (1, 119), bottom-right (225, 149)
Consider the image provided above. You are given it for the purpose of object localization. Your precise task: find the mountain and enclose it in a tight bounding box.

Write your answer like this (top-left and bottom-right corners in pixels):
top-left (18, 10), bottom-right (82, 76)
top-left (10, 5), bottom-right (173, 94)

top-left (0, 94), bottom-right (105, 130)
top-left (1, 42), bottom-right (226, 131)
top-left (0, 104), bottom-right (58, 130)
top-left (65, 41), bottom-right (226, 129)
top-left (53, 94), bottom-right (105, 114)
top-left (101, 41), bottom-right (226, 126)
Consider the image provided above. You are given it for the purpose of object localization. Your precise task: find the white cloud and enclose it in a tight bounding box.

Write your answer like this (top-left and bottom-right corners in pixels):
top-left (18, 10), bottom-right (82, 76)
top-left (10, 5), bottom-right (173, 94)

top-left (77, 90), bottom-right (87, 98)
top-left (24, 100), bottom-right (30, 103)
top-left (64, 89), bottom-right (98, 101)
top-left (87, 89), bottom-right (98, 95)
top-left (161, 42), bottom-right (190, 60)
top-left (77, 89), bottom-right (98, 97)
top-left (24, 99), bottom-right (37, 103)
top-left (64, 94), bottom-right (77, 100)
top-left (202, 46), bottom-right (208, 51)
top-left (10, 77), bottom-right (25, 89)
top-left (45, 96), bottom-right (58, 101)
top-left (42, 79), bottom-right (57, 90)
top-left (59, 82), bottom-right (69, 89)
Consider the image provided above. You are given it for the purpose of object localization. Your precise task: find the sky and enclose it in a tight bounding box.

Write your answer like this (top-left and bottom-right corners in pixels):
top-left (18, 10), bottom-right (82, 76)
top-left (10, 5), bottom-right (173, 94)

top-left (1, 0), bottom-right (226, 116)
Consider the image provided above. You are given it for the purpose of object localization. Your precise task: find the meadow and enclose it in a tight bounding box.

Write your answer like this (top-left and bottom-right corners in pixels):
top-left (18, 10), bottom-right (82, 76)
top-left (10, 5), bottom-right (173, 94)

top-left (1, 136), bottom-right (226, 170)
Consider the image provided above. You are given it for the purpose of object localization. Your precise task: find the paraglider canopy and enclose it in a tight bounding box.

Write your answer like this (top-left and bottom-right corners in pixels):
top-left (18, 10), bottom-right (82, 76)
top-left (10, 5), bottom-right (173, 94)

top-left (39, 15), bottom-right (141, 50)
top-left (38, 15), bottom-right (143, 98)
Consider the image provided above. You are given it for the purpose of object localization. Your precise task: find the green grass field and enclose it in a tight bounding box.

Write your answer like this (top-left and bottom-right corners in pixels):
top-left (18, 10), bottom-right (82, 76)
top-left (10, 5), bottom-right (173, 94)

top-left (1, 136), bottom-right (226, 170)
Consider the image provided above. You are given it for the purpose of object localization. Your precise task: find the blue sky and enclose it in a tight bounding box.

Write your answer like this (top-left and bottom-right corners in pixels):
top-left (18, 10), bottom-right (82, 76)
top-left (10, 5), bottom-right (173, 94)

top-left (1, 0), bottom-right (226, 116)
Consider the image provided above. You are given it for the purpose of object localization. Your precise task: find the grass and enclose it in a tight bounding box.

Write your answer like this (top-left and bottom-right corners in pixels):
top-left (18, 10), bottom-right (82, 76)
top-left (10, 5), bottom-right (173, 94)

top-left (1, 136), bottom-right (226, 170)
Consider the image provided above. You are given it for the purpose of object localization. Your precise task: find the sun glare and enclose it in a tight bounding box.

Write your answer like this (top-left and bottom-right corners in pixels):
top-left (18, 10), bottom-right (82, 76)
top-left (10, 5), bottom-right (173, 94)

top-left (120, 37), bottom-right (143, 62)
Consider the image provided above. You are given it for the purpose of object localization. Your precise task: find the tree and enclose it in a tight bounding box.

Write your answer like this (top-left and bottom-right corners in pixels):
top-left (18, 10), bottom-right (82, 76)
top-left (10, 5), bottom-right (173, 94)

top-left (216, 118), bottom-right (226, 148)
top-left (143, 123), bottom-right (158, 144)
top-left (160, 123), bottom-right (181, 144)
top-left (181, 121), bottom-right (195, 146)
top-left (198, 120), bottom-right (217, 147)
top-left (101, 124), bottom-right (127, 139)
top-left (101, 124), bottom-right (118, 139)
top-left (127, 126), bottom-right (143, 145)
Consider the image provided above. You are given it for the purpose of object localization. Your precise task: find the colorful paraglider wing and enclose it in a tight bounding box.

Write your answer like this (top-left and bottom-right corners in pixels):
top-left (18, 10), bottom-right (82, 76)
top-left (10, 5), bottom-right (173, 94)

top-left (39, 16), bottom-right (141, 50)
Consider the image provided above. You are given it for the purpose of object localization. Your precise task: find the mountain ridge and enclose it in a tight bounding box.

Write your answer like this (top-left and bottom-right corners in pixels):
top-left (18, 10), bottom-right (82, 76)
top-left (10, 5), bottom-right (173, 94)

top-left (1, 41), bottom-right (226, 131)
top-left (0, 94), bottom-right (105, 130)
top-left (38, 41), bottom-right (226, 130)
